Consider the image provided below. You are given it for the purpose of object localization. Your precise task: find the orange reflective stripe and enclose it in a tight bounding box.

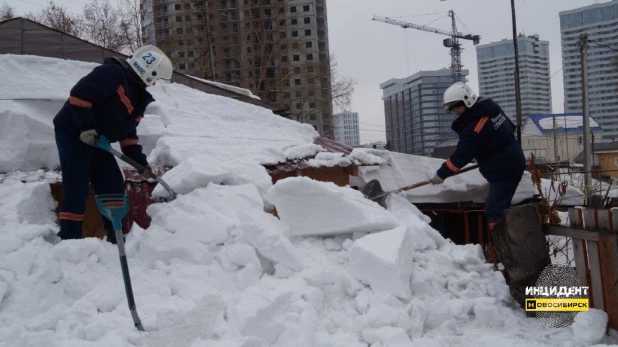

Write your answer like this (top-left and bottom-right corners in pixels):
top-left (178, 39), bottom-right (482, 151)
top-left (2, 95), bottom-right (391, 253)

top-left (120, 138), bottom-right (139, 147)
top-left (117, 85), bottom-right (134, 114)
top-left (474, 116), bottom-right (490, 134)
top-left (59, 212), bottom-right (84, 221)
top-left (445, 159), bottom-right (460, 173)
top-left (103, 201), bottom-right (124, 207)
top-left (69, 96), bottom-right (93, 108)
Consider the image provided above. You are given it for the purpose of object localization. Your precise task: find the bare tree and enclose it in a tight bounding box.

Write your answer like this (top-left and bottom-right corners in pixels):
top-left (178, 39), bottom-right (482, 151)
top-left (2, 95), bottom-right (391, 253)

top-left (82, 0), bottom-right (127, 51)
top-left (1, 1), bottom-right (15, 21)
top-left (26, 0), bottom-right (81, 36)
top-left (330, 55), bottom-right (356, 114)
top-left (118, 0), bottom-right (144, 51)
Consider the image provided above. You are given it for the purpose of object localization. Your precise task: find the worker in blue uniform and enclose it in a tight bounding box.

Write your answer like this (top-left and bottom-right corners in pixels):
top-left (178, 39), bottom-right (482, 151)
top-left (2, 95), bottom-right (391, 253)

top-left (53, 45), bottom-right (173, 243)
top-left (430, 82), bottom-right (526, 231)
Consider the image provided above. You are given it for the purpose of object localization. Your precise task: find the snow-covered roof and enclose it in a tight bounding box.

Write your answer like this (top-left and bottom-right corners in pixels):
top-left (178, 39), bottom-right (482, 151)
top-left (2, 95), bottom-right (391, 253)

top-left (188, 76), bottom-right (261, 100)
top-left (524, 113), bottom-right (602, 135)
top-left (0, 54), bottom-right (327, 172)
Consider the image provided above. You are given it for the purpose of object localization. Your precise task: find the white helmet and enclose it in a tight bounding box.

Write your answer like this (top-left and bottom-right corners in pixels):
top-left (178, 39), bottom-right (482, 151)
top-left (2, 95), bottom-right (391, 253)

top-left (127, 45), bottom-right (173, 86)
top-left (442, 82), bottom-right (478, 112)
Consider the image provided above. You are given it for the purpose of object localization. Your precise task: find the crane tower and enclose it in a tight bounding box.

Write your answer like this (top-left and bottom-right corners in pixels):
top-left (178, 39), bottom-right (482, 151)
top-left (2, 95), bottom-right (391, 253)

top-left (373, 11), bottom-right (481, 82)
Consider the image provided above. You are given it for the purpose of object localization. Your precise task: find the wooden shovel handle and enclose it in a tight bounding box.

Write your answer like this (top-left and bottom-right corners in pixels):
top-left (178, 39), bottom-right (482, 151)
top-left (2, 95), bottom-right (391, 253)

top-left (399, 164), bottom-right (480, 192)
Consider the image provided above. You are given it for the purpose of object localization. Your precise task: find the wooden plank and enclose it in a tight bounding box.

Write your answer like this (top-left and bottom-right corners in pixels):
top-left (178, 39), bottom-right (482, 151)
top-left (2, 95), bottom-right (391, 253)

top-left (568, 207), bottom-right (583, 227)
top-left (544, 225), bottom-right (600, 241)
top-left (583, 208), bottom-right (596, 229)
top-left (464, 213), bottom-right (470, 244)
top-left (599, 233), bottom-right (618, 330)
top-left (477, 213), bottom-right (484, 245)
top-left (597, 209), bottom-right (611, 230)
top-left (573, 238), bottom-right (589, 288)
top-left (610, 207), bottom-right (618, 230)
top-left (587, 240), bottom-right (605, 310)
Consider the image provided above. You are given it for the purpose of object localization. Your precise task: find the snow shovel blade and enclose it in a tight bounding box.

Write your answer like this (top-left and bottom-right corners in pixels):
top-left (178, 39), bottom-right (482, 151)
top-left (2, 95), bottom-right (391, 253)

top-left (91, 135), bottom-right (178, 201)
top-left (361, 179), bottom-right (390, 208)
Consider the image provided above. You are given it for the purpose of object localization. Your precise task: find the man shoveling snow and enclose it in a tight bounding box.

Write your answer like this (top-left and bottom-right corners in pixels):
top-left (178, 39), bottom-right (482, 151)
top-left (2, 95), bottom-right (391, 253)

top-left (52, 45), bottom-right (173, 243)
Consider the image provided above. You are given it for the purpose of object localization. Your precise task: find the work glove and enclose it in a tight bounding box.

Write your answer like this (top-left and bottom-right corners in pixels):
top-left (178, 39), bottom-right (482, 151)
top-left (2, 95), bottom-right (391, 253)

top-left (430, 173), bottom-right (444, 185)
top-left (139, 165), bottom-right (153, 179)
top-left (79, 129), bottom-right (98, 145)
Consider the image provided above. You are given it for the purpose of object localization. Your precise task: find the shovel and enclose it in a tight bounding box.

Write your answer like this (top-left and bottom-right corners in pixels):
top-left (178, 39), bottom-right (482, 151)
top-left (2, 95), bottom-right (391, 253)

top-left (95, 194), bottom-right (145, 331)
top-left (361, 164), bottom-right (480, 207)
top-left (90, 135), bottom-right (177, 201)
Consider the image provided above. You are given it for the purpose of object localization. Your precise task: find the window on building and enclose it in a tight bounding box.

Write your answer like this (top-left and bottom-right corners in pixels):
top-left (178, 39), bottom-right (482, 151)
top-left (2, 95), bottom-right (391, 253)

top-left (296, 103), bottom-right (302, 109)
top-left (304, 17), bottom-right (310, 24)
top-left (309, 102), bottom-right (315, 108)
top-left (303, 5), bottom-right (310, 11)
top-left (175, 4), bottom-right (181, 10)
top-left (281, 55), bottom-right (288, 62)
top-left (290, 6), bottom-right (296, 12)
top-left (176, 15), bottom-right (182, 22)
top-left (293, 54), bottom-right (300, 61)
top-left (292, 42), bottom-right (299, 49)
top-left (305, 29), bottom-right (311, 36)
top-left (291, 18), bottom-right (297, 25)
top-left (307, 53), bottom-right (313, 60)
top-left (179, 63), bottom-right (186, 70)
top-left (292, 30), bottom-right (298, 37)
top-left (306, 41), bottom-right (312, 48)
top-left (294, 79), bottom-right (301, 86)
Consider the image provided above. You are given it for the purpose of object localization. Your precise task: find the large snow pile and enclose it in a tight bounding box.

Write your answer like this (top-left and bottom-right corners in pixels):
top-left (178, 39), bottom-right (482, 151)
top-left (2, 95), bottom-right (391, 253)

top-left (353, 149), bottom-right (584, 206)
top-left (1, 174), bottom-right (616, 346)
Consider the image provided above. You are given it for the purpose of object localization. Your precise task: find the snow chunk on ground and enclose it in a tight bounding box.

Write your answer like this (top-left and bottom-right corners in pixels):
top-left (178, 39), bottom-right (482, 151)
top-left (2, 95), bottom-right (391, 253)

top-left (227, 277), bottom-right (319, 345)
top-left (348, 226), bottom-right (414, 299)
top-left (238, 209), bottom-right (305, 272)
top-left (572, 309), bottom-right (608, 346)
top-left (361, 326), bottom-right (412, 346)
top-left (266, 177), bottom-right (399, 236)
top-left (151, 154), bottom-right (272, 198)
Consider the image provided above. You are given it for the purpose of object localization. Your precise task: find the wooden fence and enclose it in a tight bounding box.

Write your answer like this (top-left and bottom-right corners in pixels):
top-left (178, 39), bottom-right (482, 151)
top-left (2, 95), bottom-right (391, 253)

top-left (544, 207), bottom-right (618, 330)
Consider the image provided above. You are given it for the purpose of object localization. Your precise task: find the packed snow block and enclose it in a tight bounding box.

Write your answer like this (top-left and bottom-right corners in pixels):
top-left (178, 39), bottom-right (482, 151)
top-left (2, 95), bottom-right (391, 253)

top-left (386, 194), bottom-right (445, 250)
top-left (147, 192), bottom-right (232, 245)
top-left (348, 226), bottom-right (414, 299)
top-left (237, 210), bottom-right (305, 271)
top-left (491, 204), bottom-right (551, 309)
top-left (151, 154), bottom-right (273, 198)
top-left (266, 177), bottom-right (400, 237)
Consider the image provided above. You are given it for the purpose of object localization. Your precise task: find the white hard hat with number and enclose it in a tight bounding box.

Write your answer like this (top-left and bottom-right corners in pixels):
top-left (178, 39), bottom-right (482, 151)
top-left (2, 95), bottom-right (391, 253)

top-left (442, 82), bottom-right (478, 112)
top-left (127, 45), bottom-right (173, 86)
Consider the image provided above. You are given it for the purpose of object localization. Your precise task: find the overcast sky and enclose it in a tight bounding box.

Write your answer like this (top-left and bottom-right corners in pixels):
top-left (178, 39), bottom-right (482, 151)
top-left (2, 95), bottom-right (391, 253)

top-left (9, 0), bottom-right (602, 143)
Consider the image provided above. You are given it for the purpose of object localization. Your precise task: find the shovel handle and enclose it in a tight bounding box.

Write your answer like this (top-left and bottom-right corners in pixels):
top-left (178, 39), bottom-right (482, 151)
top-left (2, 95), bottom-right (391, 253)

top-left (399, 164), bottom-right (480, 192)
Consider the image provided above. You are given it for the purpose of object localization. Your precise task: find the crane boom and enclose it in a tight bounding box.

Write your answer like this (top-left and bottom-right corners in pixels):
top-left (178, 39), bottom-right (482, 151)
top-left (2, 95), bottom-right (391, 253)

top-left (372, 12), bottom-right (481, 82)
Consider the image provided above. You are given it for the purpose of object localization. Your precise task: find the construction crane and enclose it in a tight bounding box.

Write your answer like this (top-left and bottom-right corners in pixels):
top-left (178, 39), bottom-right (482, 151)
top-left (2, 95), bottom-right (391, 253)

top-left (373, 11), bottom-right (481, 82)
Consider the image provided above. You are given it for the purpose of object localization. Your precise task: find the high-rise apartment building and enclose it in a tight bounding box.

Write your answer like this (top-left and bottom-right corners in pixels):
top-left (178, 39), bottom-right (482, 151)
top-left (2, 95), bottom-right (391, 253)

top-left (560, 0), bottom-right (618, 142)
top-left (141, 0), bottom-right (333, 138)
top-left (380, 69), bottom-right (467, 156)
top-left (333, 111), bottom-right (360, 147)
top-left (476, 34), bottom-right (552, 124)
